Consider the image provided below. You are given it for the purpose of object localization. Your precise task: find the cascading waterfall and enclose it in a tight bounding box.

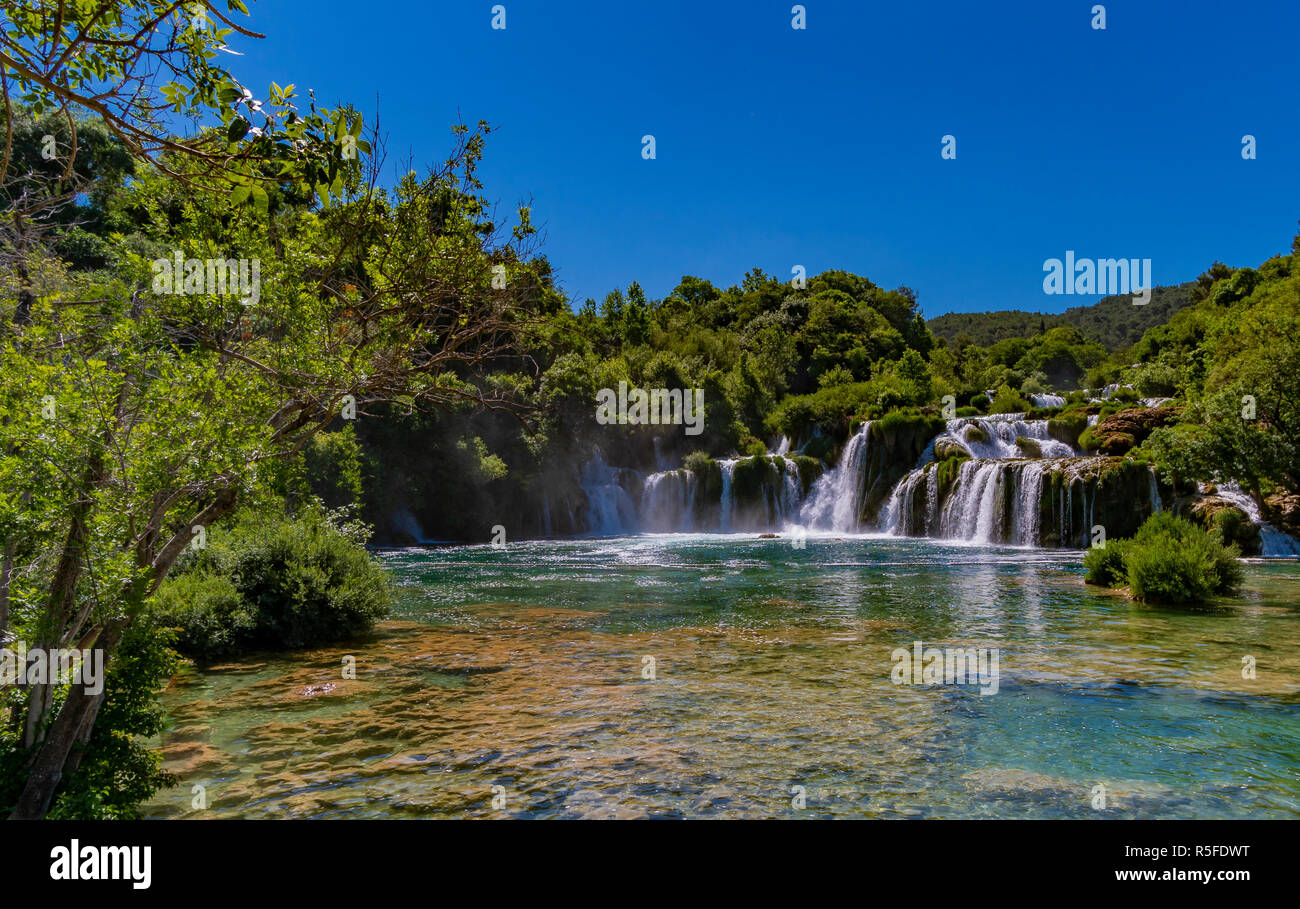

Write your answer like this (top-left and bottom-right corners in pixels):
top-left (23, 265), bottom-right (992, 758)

top-left (779, 457), bottom-right (801, 519)
top-left (799, 422), bottom-right (873, 531)
top-left (935, 415), bottom-right (1077, 460)
top-left (578, 451), bottom-right (639, 534)
top-left (565, 412), bottom-right (1297, 554)
top-left (640, 469), bottom-right (698, 532)
top-left (885, 456), bottom-right (1115, 547)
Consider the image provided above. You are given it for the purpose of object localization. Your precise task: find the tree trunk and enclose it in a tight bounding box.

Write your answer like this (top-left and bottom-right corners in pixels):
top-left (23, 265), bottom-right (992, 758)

top-left (7, 620), bottom-right (124, 820)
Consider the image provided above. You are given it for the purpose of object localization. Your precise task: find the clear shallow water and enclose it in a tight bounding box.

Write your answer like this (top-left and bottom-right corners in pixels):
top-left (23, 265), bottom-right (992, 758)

top-left (144, 535), bottom-right (1300, 818)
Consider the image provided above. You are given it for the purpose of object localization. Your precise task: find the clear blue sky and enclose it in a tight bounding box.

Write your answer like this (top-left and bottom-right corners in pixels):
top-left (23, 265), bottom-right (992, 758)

top-left (227, 0), bottom-right (1299, 317)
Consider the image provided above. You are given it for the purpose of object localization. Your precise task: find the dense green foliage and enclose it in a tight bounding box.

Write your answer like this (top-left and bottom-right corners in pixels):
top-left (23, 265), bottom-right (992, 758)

top-left (1083, 513), bottom-right (1243, 605)
top-left (928, 282), bottom-right (1196, 350)
top-left (1, 0), bottom-right (546, 818)
top-left (154, 507), bottom-right (392, 662)
top-left (0, 621), bottom-right (177, 819)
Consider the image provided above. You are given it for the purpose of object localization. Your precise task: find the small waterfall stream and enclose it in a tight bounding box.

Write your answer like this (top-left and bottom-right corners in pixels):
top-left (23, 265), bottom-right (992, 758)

top-left (1215, 483), bottom-right (1300, 557)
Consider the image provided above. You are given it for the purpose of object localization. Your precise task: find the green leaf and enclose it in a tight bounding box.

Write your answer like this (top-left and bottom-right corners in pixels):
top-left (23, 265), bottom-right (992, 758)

top-left (227, 116), bottom-right (250, 143)
top-left (249, 185), bottom-right (269, 213)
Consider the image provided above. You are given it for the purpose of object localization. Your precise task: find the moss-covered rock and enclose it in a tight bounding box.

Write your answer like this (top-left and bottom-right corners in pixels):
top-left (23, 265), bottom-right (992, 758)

top-left (934, 455), bottom-right (969, 500)
top-left (789, 454), bottom-right (823, 493)
top-left (1085, 406), bottom-right (1179, 455)
top-left (963, 424), bottom-right (988, 444)
top-left (1187, 496), bottom-right (1262, 556)
top-left (1046, 411), bottom-right (1088, 448)
top-left (1034, 457), bottom-right (1162, 547)
top-left (731, 455), bottom-right (770, 504)
top-left (859, 413), bottom-right (947, 523)
top-left (1014, 437), bottom-right (1042, 458)
top-left (934, 437), bottom-right (969, 460)
top-left (1264, 491), bottom-right (1300, 540)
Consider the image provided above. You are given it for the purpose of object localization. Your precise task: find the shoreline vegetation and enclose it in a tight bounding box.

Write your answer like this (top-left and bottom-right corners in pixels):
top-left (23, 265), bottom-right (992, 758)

top-left (1, 1), bottom-right (1297, 820)
top-left (1083, 513), bottom-right (1244, 605)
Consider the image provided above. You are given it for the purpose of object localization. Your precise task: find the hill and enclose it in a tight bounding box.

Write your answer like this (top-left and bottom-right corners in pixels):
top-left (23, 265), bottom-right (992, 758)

top-left (928, 281), bottom-right (1197, 350)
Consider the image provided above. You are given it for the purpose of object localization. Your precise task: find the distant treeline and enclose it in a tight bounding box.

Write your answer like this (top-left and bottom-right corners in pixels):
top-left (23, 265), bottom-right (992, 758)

top-left (928, 281), bottom-right (1198, 350)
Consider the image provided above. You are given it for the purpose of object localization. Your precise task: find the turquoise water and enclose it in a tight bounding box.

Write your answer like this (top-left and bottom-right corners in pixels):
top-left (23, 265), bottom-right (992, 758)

top-left (145, 534), bottom-right (1300, 818)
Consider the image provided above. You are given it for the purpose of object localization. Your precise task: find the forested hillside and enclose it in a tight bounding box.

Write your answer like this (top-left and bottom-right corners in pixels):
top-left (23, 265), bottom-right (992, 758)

top-left (928, 281), bottom-right (1198, 350)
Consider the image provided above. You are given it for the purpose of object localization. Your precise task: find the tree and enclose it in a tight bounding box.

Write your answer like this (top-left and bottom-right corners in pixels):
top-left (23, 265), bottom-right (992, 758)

top-left (1, 1), bottom-right (359, 198)
top-left (1, 128), bottom-right (545, 817)
top-left (0, 0), bottom-right (548, 816)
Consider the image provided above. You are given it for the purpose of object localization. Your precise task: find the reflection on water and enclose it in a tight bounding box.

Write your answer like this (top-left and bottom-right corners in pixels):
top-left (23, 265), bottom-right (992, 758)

top-left (144, 535), bottom-right (1300, 818)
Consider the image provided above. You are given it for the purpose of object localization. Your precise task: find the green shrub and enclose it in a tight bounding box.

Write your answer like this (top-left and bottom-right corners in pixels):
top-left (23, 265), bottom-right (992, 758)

top-left (767, 381), bottom-right (874, 439)
top-left (1083, 539), bottom-right (1129, 587)
top-left (969, 394), bottom-right (990, 412)
top-left (152, 573), bottom-right (254, 661)
top-left (1081, 513), bottom-right (1242, 605)
top-left (1047, 411), bottom-right (1089, 448)
top-left (990, 383), bottom-right (1030, 414)
top-left (155, 507), bottom-right (393, 661)
top-left (1126, 530), bottom-right (1242, 605)
top-left (16, 622), bottom-right (179, 819)
top-left (876, 409), bottom-right (946, 439)
top-left (817, 365), bottom-right (856, 388)
top-left (683, 450), bottom-right (713, 473)
top-left (1210, 506), bottom-right (1261, 554)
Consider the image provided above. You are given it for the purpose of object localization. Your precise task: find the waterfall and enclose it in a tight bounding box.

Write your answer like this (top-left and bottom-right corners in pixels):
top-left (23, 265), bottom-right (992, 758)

top-left (1215, 483), bottom-right (1300, 557)
top-left (563, 415), bottom-right (1185, 550)
top-left (933, 415), bottom-right (1076, 460)
top-left (719, 460), bottom-right (735, 532)
top-left (578, 451), bottom-right (639, 534)
top-left (640, 469), bottom-right (698, 532)
top-left (1029, 393), bottom-right (1066, 408)
top-left (883, 456), bottom-right (1136, 548)
top-left (800, 422), bottom-right (873, 531)
top-left (778, 457), bottom-right (801, 521)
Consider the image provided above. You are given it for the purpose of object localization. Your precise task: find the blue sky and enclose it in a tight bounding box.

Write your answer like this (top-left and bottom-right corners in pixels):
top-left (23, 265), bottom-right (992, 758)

top-left (227, 0), bottom-right (1300, 317)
